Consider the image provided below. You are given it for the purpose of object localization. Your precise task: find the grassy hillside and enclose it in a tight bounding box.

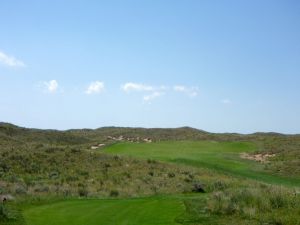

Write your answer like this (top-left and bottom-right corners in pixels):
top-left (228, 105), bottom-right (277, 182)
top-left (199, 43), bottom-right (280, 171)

top-left (1, 122), bottom-right (299, 177)
top-left (1, 141), bottom-right (224, 198)
top-left (0, 122), bottom-right (299, 225)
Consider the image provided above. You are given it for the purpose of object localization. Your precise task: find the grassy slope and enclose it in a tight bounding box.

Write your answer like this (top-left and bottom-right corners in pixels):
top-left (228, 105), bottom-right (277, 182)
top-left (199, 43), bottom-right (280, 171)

top-left (105, 141), bottom-right (300, 186)
top-left (1, 122), bottom-right (300, 177)
top-left (1, 123), bottom-right (300, 225)
top-left (23, 197), bottom-right (185, 225)
top-left (14, 139), bottom-right (300, 225)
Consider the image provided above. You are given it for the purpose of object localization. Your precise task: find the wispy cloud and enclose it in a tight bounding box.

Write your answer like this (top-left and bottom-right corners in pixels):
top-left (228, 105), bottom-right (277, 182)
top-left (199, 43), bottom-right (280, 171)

top-left (44, 80), bottom-right (58, 93)
top-left (121, 82), bottom-right (199, 102)
top-left (121, 82), bottom-right (154, 92)
top-left (85, 81), bottom-right (105, 94)
top-left (121, 82), bottom-right (167, 102)
top-left (221, 99), bottom-right (232, 104)
top-left (143, 92), bottom-right (164, 102)
top-left (0, 51), bottom-right (26, 67)
top-left (173, 85), bottom-right (199, 97)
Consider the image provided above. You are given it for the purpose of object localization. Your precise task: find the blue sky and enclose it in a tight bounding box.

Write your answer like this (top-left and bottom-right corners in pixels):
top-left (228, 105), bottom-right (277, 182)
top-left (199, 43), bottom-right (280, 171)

top-left (0, 0), bottom-right (300, 133)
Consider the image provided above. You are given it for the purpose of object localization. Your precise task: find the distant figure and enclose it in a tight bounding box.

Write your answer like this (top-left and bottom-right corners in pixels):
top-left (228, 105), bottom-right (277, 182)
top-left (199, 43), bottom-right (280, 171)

top-left (2, 197), bottom-right (7, 204)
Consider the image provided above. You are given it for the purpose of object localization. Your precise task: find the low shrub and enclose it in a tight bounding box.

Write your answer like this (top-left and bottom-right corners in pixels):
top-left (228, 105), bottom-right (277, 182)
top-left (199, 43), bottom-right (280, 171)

top-left (34, 185), bottom-right (50, 193)
top-left (109, 190), bottom-right (119, 197)
top-left (78, 188), bottom-right (88, 197)
top-left (49, 171), bottom-right (59, 179)
top-left (147, 159), bottom-right (156, 164)
top-left (65, 175), bottom-right (79, 182)
top-left (192, 182), bottom-right (205, 193)
top-left (167, 172), bottom-right (175, 178)
top-left (148, 171), bottom-right (154, 176)
top-left (15, 185), bottom-right (27, 195)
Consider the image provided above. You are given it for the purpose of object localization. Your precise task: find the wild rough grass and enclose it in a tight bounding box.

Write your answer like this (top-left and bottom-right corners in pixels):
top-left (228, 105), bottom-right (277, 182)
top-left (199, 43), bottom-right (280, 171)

top-left (0, 203), bottom-right (25, 225)
top-left (182, 184), bottom-right (300, 225)
top-left (0, 146), bottom-right (216, 198)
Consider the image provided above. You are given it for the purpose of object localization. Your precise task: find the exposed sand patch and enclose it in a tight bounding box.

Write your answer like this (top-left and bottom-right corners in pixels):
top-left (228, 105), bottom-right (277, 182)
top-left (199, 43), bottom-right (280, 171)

top-left (90, 143), bottom-right (106, 150)
top-left (107, 136), bottom-right (152, 143)
top-left (240, 152), bottom-right (276, 163)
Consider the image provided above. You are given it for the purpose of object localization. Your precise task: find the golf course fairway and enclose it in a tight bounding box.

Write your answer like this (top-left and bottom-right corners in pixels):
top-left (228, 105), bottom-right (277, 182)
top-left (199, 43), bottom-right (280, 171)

top-left (24, 197), bottom-right (184, 225)
top-left (105, 141), bottom-right (300, 186)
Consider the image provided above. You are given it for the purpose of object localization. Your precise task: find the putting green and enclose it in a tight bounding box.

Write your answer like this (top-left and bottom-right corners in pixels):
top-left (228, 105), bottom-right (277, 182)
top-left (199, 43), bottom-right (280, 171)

top-left (24, 197), bottom-right (184, 225)
top-left (105, 141), bottom-right (300, 186)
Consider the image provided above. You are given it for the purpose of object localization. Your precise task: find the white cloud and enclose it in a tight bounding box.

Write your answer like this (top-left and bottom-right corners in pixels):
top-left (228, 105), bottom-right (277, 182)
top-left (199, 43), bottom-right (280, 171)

top-left (173, 85), bottom-right (186, 92)
top-left (121, 82), bottom-right (154, 92)
top-left (121, 82), bottom-right (167, 102)
top-left (221, 99), bottom-right (232, 104)
top-left (143, 92), bottom-right (164, 102)
top-left (121, 82), bottom-right (199, 102)
top-left (173, 85), bottom-right (199, 97)
top-left (0, 51), bottom-right (26, 67)
top-left (85, 81), bottom-right (105, 94)
top-left (44, 80), bottom-right (58, 93)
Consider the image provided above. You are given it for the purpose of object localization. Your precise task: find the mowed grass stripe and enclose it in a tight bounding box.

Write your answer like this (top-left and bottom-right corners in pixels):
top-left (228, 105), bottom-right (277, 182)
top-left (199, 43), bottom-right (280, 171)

top-left (24, 198), bottom-right (184, 225)
top-left (105, 141), bottom-right (300, 186)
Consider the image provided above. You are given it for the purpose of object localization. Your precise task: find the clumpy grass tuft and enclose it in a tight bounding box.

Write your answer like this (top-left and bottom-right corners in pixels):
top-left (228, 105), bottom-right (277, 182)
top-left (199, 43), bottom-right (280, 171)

top-left (205, 185), bottom-right (300, 224)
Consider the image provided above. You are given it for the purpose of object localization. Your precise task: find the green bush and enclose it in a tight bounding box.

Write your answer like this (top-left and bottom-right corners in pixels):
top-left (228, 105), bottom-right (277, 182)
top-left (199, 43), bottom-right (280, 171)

top-left (78, 188), bottom-right (88, 197)
top-left (109, 190), bottom-right (119, 197)
top-left (168, 172), bottom-right (175, 178)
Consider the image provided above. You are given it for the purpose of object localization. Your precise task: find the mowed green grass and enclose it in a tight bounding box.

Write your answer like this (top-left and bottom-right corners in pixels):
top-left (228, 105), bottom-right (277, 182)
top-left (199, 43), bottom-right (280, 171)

top-left (105, 141), bottom-right (300, 186)
top-left (24, 197), bottom-right (184, 225)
